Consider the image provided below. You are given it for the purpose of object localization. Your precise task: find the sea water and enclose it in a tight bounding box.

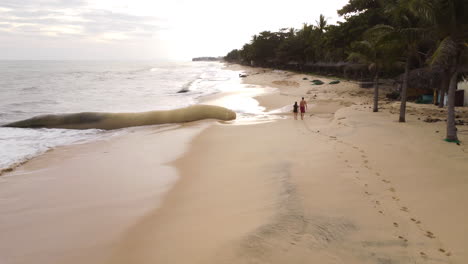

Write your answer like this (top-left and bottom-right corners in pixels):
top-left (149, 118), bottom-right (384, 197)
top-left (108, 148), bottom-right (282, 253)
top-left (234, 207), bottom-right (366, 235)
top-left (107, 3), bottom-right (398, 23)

top-left (0, 60), bottom-right (263, 171)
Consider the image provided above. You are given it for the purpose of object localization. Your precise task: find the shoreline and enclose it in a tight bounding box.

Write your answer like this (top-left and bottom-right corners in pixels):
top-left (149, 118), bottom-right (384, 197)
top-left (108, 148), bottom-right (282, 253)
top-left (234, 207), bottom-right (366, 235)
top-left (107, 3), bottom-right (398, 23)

top-left (1, 64), bottom-right (468, 263)
top-left (110, 64), bottom-right (468, 263)
top-left (0, 63), bottom-right (276, 264)
top-left (0, 123), bottom-right (210, 264)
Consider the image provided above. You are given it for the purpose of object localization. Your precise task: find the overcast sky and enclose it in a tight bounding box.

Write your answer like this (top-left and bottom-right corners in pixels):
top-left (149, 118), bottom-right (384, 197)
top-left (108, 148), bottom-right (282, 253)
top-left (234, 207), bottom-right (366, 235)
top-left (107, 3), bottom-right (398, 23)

top-left (0, 0), bottom-right (349, 60)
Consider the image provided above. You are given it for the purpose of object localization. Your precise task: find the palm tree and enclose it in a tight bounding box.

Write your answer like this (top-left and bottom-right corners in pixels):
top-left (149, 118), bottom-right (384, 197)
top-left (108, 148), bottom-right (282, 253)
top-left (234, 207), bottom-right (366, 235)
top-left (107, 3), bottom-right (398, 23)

top-left (315, 14), bottom-right (328, 33)
top-left (374, 0), bottom-right (430, 122)
top-left (347, 31), bottom-right (395, 112)
top-left (420, 0), bottom-right (468, 142)
top-left (347, 41), bottom-right (380, 112)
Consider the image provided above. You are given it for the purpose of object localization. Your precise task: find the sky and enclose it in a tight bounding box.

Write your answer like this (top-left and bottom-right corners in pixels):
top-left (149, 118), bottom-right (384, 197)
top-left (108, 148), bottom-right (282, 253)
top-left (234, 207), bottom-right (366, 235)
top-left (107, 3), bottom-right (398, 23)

top-left (0, 0), bottom-right (349, 60)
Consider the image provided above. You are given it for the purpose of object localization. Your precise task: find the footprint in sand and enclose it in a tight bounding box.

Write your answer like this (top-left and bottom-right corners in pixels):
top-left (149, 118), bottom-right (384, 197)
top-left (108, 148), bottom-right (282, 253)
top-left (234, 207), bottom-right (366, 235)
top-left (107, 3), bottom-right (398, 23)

top-left (382, 179), bottom-right (391, 184)
top-left (375, 201), bottom-right (380, 205)
top-left (393, 222), bottom-right (399, 227)
top-left (363, 160), bottom-right (369, 164)
top-left (392, 196), bottom-right (400, 201)
top-left (360, 150), bottom-right (364, 153)
top-left (355, 170), bottom-right (359, 173)
top-left (398, 236), bottom-right (408, 242)
top-left (361, 155), bottom-right (367, 158)
top-left (400, 206), bottom-right (409, 212)
top-left (389, 187), bottom-right (396, 193)
top-left (365, 191), bottom-right (370, 195)
top-left (378, 210), bottom-right (384, 214)
top-left (420, 252), bottom-right (427, 258)
top-left (425, 231), bottom-right (436, 239)
top-left (344, 160), bottom-right (349, 163)
top-left (375, 172), bottom-right (380, 176)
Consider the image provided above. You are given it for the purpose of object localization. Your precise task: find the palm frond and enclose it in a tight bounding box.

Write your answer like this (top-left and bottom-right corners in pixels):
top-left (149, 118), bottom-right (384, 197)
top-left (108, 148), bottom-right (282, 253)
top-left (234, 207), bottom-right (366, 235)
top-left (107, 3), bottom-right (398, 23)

top-left (366, 24), bottom-right (395, 38)
top-left (404, 0), bottom-right (435, 22)
top-left (400, 27), bottom-right (431, 43)
top-left (350, 40), bottom-right (375, 56)
top-left (431, 36), bottom-right (458, 67)
top-left (347, 52), bottom-right (371, 64)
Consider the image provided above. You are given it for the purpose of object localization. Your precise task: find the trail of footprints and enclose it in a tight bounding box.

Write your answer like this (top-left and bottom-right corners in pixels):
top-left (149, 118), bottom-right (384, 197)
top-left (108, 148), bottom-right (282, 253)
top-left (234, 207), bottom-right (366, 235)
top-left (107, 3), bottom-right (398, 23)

top-left (334, 137), bottom-right (453, 262)
top-left (301, 123), bottom-right (452, 261)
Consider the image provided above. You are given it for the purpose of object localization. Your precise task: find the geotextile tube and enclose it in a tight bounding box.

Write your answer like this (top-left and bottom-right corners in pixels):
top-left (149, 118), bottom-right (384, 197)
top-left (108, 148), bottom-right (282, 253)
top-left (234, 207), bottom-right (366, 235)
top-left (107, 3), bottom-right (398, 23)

top-left (2, 105), bottom-right (237, 130)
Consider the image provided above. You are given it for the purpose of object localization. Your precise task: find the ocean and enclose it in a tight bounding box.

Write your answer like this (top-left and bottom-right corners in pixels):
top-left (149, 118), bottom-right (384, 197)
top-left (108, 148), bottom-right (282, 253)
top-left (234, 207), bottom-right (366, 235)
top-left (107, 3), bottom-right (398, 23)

top-left (0, 60), bottom-right (271, 171)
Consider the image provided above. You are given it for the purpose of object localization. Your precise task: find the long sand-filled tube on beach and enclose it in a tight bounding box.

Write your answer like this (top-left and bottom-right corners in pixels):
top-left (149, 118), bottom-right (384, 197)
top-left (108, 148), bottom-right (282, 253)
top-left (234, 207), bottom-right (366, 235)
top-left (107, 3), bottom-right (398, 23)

top-left (2, 105), bottom-right (236, 130)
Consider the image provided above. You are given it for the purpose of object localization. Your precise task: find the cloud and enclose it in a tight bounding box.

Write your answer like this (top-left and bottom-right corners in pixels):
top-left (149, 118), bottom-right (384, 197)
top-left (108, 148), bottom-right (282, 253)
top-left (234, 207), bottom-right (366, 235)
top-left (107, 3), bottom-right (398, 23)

top-left (0, 0), bottom-right (165, 41)
top-left (0, 0), bottom-right (87, 9)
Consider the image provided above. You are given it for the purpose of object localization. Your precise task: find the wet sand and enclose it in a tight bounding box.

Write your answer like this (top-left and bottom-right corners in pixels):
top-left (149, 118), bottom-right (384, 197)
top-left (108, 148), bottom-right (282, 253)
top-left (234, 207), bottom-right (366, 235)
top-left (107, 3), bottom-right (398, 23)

top-left (1, 64), bottom-right (468, 264)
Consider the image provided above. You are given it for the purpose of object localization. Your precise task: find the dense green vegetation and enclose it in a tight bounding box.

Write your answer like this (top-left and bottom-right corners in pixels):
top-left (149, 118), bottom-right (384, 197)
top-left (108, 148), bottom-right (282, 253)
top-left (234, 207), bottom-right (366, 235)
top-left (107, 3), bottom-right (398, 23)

top-left (225, 0), bottom-right (468, 142)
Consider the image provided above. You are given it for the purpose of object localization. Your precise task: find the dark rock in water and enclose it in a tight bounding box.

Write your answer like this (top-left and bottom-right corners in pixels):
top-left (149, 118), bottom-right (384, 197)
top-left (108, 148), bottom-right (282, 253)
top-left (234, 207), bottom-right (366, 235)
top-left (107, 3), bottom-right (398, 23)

top-left (303, 77), bottom-right (308, 80)
top-left (177, 88), bottom-right (189, 93)
top-left (239, 73), bottom-right (247, 78)
top-left (329, 80), bottom-right (340, 84)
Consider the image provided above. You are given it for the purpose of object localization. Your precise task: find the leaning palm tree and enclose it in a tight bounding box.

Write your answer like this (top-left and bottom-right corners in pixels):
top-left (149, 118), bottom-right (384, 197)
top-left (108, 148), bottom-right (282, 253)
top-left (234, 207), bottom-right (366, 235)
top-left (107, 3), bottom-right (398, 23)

top-left (419, 0), bottom-right (468, 142)
top-left (406, 0), bottom-right (468, 142)
top-left (373, 0), bottom-right (430, 122)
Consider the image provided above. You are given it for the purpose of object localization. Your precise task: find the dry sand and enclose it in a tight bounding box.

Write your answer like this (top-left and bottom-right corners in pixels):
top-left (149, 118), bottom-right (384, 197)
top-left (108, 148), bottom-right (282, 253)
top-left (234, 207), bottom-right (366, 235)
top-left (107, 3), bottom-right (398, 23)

top-left (1, 64), bottom-right (468, 264)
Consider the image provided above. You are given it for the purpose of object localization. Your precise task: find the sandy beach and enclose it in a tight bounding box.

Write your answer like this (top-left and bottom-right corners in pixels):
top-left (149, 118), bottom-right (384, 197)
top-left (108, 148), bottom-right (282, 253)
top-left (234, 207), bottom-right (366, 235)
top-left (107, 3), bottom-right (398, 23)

top-left (1, 64), bottom-right (468, 264)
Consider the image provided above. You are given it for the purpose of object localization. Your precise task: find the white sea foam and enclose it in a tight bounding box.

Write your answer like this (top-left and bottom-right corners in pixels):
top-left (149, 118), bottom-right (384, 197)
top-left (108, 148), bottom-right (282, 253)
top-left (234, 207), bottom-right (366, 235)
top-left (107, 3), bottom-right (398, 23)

top-left (0, 60), bottom-right (283, 171)
top-left (0, 127), bottom-right (119, 171)
top-left (0, 61), bottom-right (238, 171)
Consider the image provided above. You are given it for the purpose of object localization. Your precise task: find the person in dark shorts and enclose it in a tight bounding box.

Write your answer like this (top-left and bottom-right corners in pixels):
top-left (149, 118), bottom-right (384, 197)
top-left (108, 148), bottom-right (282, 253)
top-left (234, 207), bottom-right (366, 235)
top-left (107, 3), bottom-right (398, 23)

top-left (293, 102), bottom-right (299, 120)
top-left (299, 97), bottom-right (307, 120)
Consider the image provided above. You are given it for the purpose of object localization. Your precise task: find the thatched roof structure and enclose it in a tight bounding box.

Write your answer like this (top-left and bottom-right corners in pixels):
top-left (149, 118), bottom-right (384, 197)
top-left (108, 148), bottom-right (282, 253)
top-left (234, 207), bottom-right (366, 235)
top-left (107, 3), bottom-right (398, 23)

top-left (395, 67), bottom-right (444, 91)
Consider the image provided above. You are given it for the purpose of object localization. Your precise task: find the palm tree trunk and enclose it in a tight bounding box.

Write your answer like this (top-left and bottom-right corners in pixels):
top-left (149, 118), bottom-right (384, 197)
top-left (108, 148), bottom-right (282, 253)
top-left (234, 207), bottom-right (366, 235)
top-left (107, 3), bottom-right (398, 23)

top-left (399, 58), bottom-right (410, 122)
top-left (373, 71), bottom-right (379, 112)
top-left (446, 70), bottom-right (459, 142)
top-left (439, 89), bottom-right (446, 107)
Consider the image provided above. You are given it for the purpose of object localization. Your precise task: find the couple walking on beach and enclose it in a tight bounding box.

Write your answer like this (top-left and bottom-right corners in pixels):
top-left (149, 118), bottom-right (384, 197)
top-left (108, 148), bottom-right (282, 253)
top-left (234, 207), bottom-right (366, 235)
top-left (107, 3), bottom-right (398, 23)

top-left (293, 97), bottom-right (307, 120)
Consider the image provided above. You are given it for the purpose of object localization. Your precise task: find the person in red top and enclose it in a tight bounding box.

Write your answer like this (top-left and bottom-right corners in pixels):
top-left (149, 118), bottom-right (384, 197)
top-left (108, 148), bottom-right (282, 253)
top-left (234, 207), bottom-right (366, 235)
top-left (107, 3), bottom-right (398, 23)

top-left (299, 97), bottom-right (307, 120)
